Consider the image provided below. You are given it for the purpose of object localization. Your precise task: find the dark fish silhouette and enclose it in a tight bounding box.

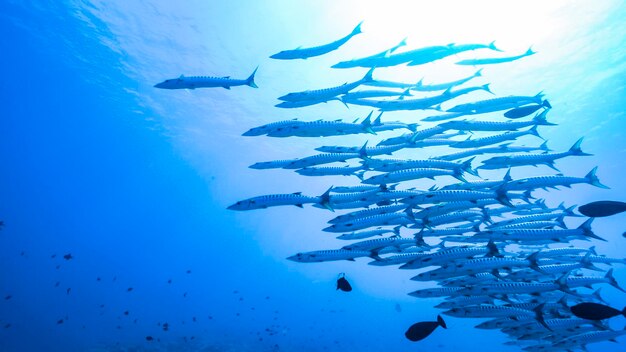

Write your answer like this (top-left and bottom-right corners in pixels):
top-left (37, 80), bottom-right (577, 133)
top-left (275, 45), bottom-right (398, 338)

top-left (405, 315), bottom-right (447, 342)
top-left (504, 100), bottom-right (551, 119)
top-left (571, 302), bottom-right (626, 320)
top-left (145, 336), bottom-right (154, 341)
top-left (336, 273), bottom-right (352, 292)
top-left (63, 253), bottom-right (73, 260)
top-left (579, 201), bottom-right (626, 217)
top-left (127, 287), bottom-right (133, 292)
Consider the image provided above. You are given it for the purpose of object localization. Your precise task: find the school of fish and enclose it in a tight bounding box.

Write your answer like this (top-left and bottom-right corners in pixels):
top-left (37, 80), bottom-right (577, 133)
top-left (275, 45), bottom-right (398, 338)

top-left (217, 22), bottom-right (624, 351)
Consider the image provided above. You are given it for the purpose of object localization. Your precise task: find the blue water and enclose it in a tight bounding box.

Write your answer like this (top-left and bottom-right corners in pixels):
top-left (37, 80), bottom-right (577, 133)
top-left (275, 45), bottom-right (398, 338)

top-left (1, 1), bottom-right (625, 351)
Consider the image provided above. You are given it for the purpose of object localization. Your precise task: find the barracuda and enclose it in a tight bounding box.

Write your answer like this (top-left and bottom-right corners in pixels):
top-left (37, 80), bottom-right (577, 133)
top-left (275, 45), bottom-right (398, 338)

top-left (286, 249), bottom-right (375, 263)
top-left (367, 157), bottom-right (477, 176)
top-left (342, 235), bottom-right (424, 253)
top-left (475, 218), bottom-right (605, 243)
top-left (434, 141), bottom-right (549, 161)
top-left (414, 69), bottom-right (482, 92)
top-left (331, 37), bottom-right (407, 69)
top-left (154, 67), bottom-right (258, 89)
top-left (368, 252), bottom-right (430, 266)
top-left (400, 189), bottom-right (515, 207)
top-left (278, 68), bottom-right (374, 102)
top-left (400, 241), bottom-right (499, 269)
top-left (336, 226), bottom-right (401, 240)
top-left (407, 287), bottom-right (464, 298)
top-left (363, 167), bottom-right (467, 185)
top-left (443, 305), bottom-right (537, 319)
top-left (328, 204), bottom-right (405, 224)
top-left (452, 126), bottom-right (543, 149)
top-left (322, 210), bottom-right (415, 233)
top-left (378, 125), bottom-right (447, 146)
top-left (228, 192), bottom-right (321, 210)
top-left (447, 91), bottom-right (543, 114)
top-left (499, 167), bottom-right (608, 191)
top-left (480, 137), bottom-right (591, 170)
top-left (271, 22), bottom-right (362, 60)
top-left (435, 295), bottom-right (495, 309)
top-left (412, 256), bottom-right (538, 281)
top-left (441, 110), bottom-right (555, 131)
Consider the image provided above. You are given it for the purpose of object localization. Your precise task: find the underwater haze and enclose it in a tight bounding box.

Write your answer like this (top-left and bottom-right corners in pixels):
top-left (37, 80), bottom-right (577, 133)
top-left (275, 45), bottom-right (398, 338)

top-left (1, 1), bottom-right (626, 351)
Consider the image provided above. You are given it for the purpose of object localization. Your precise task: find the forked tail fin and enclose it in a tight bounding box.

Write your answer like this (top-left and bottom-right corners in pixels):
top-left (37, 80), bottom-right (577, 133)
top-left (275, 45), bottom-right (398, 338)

top-left (246, 66), bottom-right (259, 88)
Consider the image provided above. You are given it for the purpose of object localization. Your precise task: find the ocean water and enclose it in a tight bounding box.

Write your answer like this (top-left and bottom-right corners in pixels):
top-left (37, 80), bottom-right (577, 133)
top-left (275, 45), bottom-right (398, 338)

top-left (1, 1), bottom-right (625, 351)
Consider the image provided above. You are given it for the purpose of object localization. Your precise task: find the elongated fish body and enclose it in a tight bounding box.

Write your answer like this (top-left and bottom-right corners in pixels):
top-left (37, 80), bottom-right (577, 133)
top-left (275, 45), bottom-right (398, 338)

top-left (412, 257), bottom-right (534, 281)
top-left (369, 252), bottom-right (429, 266)
top-left (360, 189), bottom-right (424, 203)
top-left (378, 126), bottom-right (447, 146)
top-left (557, 254), bottom-right (626, 265)
top-left (441, 113), bottom-right (554, 132)
top-left (283, 152), bottom-right (361, 169)
top-left (419, 210), bottom-right (487, 228)
top-left (342, 236), bottom-right (418, 252)
top-left (442, 179), bottom-right (507, 191)
top-left (491, 220), bottom-right (566, 230)
top-left (315, 144), bottom-right (404, 156)
top-left (337, 227), bottom-right (400, 240)
top-left (378, 84), bottom-right (491, 112)
top-left (275, 97), bottom-right (343, 109)
top-left (440, 273), bottom-right (501, 287)
top-left (476, 317), bottom-right (536, 330)
top-left (271, 22), bottom-right (362, 60)
top-left (537, 262), bottom-right (601, 275)
top-left (243, 120), bottom-right (304, 136)
top-left (279, 69), bottom-right (374, 102)
top-left (414, 224), bottom-right (480, 238)
top-left (312, 200), bottom-right (377, 210)
top-left (447, 92), bottom-right (543, 113)
top-left (488, 211), bottom-right (573, 228)
top-left (296, 165), bottom-right (364, 177)
top-left (324, 188), bottom-right (386, 205)
top-left (323, 212), bottom-right (413, 233)
top-left (363, 167), bottom-right (466, 185)
top-left (435, 296), bottom-right (495, 309)
top-left (565, 269), bottom-right (624, 291)
top-left (456, 47), bottom-right (536, 66)
top-left (457, 282), bottom-right (560, 296)
top-left (504, 101), bottom-right (551, 119)
top-left (433, 142), bottom-right (549, 161)
top-left (415, 69), bottom-right (482, 92)
top-left (342, 89), bottom-right (411, 100)
top-left (506, 318), bottom-right (599, 335)
top-left (401, 139), bottom-right (458, 149)
top-left (422, 112), bottom-right (466, 122)
top-left (476, 219), bottom-right (604, 243)
top-left (400, 245), bottom-right (494, 269)
top-left (443, 305), bottom-right (536, 319)
top-left (400, 190), bottom-right (510, 207)
top-left (363, 79), bottom-right (419, 89)
top-left (451, 126), bottom-right (542, 149)
top-left (331, 37), bottom-right (408, 69)
top-left (414, 200), bottom-right (499, 219)
top-left (553, 328), bottom-right (626, 349)
top-left (371, 121), bottom-right (418, 133)
top-left (534, 246), bottom-right (595, 259)
top-left (330, 185), bottom-right (384, 193)
top-left (367, 158), bottom-right (474, 175)
top-left (286, 249), bottom-right (372, 263)
top-left (408, 287), bottom-right (463, 298)
top-left (249, 159), bottom-right (300, 169)
top-left (267, 120), bottom-right (375, 138)
top-left (228, 193), bottom-right (320, 210)
top-left (500, 167), bottom-right (607, 191)
top-left (363, 45), bottom-right (452, 68)
top-left (329, 204), bottom-right (406, 224)
top-left (154, 67), bottom-right (259, 89)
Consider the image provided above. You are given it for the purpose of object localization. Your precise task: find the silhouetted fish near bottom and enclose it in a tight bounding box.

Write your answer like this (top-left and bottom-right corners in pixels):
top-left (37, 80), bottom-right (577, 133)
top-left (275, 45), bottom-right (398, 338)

top-left (571, 302), bottom-right (626, 320)
top-left (145, 336), bottom-right (154, 341)
top-left (579, 201), bottom-right (626, 217)
top-left (336, 273), bottom-right (352, 292)
top-left (405, 315), bottom-right (447, 342)
top-left (504, 100), bottom-right (551, 119)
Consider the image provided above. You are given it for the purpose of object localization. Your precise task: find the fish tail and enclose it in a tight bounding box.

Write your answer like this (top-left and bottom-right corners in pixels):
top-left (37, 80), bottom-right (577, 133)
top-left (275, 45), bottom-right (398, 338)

top-left (585, 166), bottom-right (610, 189)
top-left (461, 157), bottom-right (479, 177)
top-left (482, 83), bottom-right (494, 95)
top-left (407, 123), bottom-right (419, 132)
top-left (533, 110), bottom-right (556, 126)
top-left (542, 99), bottom-right (552, 109)
top-left (437, 315), bottom-right (447, 329)
top-left (474, 68), bottom-right (483, 77)
top-left (526, 46), bottom-right (536, 56)
top-left (528, 125), bottom-right (543, 140)
top-left (351, 21), bottom-right (363, 36)
top-left (605, 269), bottom-right (626, 293)
top-left (489, 41), bottom-right (502, 52)
top-left (246, 66), bottom-right (259, 88)
top-left (579, 218), bottom-right (605, 241)
top-left (539, 140), bottom-right (551, 152)
top-left (622, 307), bottom-right (626, 318)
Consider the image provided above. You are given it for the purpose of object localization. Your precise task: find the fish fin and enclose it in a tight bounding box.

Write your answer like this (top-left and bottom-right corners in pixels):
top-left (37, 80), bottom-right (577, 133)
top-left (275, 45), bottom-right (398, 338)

top-left (569, 137), bottom-right (592, 156)
top-left (605, 269), bottom-right (626, 293)
top-left (534, 303), bottom-right (552, 331)
top-left (245, 66), bottom-right (259, 88)
top-left (362, 68), bottom-right (375, 83)
top-left (347, 258), bottom-right (355, 261)
top-left (294, 204), bottom-right (303, 208)
top-left (585, 166), bottom-right (609, 189)
top-left (351, 21), bottom-right (363, 36)
top-left (222, 86), bottom-right (231, 90)
top-left (437, 315), bottom-right (447, 329)
top-left (525, 46), bottom-right (536, 56)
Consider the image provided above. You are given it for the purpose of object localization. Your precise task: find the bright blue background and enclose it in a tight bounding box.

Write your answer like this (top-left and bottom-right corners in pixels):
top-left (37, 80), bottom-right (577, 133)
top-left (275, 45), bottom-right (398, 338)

top-left (1, 1), bottom-right (625, 351)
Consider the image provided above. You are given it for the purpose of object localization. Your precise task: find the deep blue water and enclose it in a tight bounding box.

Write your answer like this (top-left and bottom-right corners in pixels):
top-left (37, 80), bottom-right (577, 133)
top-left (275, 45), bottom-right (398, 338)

top-left (1, 1), bottom-right (625, 351)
